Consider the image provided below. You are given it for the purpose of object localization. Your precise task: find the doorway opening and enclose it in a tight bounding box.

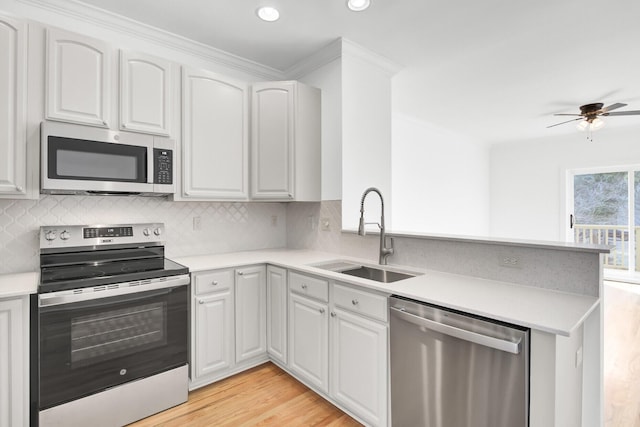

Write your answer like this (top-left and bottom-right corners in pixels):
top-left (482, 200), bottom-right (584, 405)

top-left (567, 166), bottom-right (640, 282)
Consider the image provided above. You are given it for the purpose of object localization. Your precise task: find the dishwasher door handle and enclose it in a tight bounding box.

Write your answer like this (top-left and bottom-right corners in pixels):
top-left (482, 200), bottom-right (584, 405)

top-left (390, 306), bottom-right (521, 354)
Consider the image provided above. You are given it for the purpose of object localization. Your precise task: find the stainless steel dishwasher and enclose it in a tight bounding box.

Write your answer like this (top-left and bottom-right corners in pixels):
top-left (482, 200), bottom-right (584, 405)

top-left (389, 295), bottom-right (530, 427)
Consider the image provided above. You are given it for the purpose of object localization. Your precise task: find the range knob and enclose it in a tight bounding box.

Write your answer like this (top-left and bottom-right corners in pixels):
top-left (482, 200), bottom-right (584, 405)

top-left (153, 228), bottom-right (162, 236)
top-left (142, 228), bottom-right (151, 237)
top-left (45, 230), bottom-right (57, 241)
top-left (60, 230), bottom-right (70, 240)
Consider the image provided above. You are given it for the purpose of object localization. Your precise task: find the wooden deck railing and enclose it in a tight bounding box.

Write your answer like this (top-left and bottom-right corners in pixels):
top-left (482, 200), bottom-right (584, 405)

top-left (573, 224), bottom-right (639, 270)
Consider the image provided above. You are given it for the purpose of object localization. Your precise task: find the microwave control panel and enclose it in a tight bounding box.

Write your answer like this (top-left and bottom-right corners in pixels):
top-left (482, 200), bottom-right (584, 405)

top-left (153, 148), bottom-right (173, 185)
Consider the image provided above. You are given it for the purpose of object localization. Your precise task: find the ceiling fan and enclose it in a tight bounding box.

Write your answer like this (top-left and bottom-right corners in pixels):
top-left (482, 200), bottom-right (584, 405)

top-left (547, 102), bottom-right (640, 130)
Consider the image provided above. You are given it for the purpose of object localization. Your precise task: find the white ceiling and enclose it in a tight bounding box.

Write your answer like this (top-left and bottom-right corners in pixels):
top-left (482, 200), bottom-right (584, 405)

top-left (77, 0), bottom-right (640, 144)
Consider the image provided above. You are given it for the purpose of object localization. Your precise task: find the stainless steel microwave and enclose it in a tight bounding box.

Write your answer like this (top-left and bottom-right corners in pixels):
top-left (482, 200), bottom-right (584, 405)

top-left (41, 121), bottom-right (175, 196)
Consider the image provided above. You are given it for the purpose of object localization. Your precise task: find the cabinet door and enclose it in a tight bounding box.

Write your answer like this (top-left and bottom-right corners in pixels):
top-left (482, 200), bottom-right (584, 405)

top-left (331, 307), bottom-right (388, 427)
top-left (235, 266), bottom-right (266, 363)
top-left (266, 266), bottom-right (287, 364)
top-left (0, 15), bottom-right (26, 197)
top-left (289, 293), bottom-right (328, 393)
top-left (46, 28), bottom-right (111, 127)
top-left (120, 50), bottom-right (173, 136)
top-left (182, 67), bottom-right (248, 199)
top-left (194, 290), bottom-right (234, 379)
top-left (251, 81), bottom-right (295, 200)
top-left (0, 297), bottom-right (27, 427)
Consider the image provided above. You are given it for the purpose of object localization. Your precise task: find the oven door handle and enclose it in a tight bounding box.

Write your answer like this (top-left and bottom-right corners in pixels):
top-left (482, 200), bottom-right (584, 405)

top-left (39, 274), bottom-right (190, 308)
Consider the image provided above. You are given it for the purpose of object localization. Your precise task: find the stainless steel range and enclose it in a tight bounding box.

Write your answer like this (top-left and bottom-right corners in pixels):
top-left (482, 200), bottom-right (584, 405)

top-left (31, 223), bottom-right (190, 427)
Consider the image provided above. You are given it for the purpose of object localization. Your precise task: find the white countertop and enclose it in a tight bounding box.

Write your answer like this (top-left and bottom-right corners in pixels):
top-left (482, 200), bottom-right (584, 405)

top-left (0, 272), bottom-right (39, 299)
top-left (0, 248), bottom-right (598, 335)
top-left (175, 249), bottom-right (599, 337)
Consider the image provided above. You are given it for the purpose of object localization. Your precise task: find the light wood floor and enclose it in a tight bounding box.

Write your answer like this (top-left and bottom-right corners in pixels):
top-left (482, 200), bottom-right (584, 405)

top-left (129, 281), bottom-right (640, 427)
top-left (604, 281), bottom-right (640, 427)
top-left (128, 362), bottom-right (361, 426)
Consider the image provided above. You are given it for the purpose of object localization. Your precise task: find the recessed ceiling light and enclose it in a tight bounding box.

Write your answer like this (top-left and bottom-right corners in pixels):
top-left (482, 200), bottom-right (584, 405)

top-left (257, 6), bottom-right (280, 22)
top-left (347, 0), bottom-right (370, 11)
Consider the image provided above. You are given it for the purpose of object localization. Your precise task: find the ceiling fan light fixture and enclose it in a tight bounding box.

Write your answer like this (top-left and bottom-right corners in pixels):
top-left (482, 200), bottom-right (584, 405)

top-left (590, 117), bottom-right (605, 131)
top-left (347, 0), bottom-right (371, 12)
top-left (256, 6), bottom-right (280, 22)
top-left (576, 120), bottom-right (589, 131)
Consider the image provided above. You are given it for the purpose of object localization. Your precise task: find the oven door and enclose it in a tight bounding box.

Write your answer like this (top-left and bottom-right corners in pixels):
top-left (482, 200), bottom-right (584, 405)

top-left (37, 279), bottom-right (188, 410)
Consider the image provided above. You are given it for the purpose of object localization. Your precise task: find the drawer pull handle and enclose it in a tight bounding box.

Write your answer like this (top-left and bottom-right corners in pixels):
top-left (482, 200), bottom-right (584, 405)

top-left (319, 308), bottom-right (325, 314)
top-left (211, 281), bottom-right (218, 286)
top-left (301, 284), bottom-right (308, 290)
top-left (352, 299), bottom-right (359, 306)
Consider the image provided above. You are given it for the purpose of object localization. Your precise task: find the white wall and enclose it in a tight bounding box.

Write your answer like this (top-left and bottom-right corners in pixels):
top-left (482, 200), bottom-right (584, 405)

top-left (391, 113), bottom-right (490, 235)
top-left (490, 126), bottom-right (640, 241)
top-left (341, 42), bottom-right (395, 230)
top-left (298, 58), bottom-right (342, 201)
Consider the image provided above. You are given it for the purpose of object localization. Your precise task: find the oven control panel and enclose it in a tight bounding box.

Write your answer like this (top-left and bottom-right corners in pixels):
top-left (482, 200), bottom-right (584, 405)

top-left (40, 223), bottom-right (165, 249)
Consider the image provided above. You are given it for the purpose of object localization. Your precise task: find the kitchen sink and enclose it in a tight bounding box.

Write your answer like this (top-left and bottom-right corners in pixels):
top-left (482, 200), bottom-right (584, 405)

top-left (310, 260), bottom-right (420, 283)
top-left (339, 265), bottom-right (416, 283)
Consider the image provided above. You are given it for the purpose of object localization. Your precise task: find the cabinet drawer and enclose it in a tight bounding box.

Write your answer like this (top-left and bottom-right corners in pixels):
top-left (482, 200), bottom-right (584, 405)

top-left (289, 271), bottom-right (328, 302)
top-left (194, 269), bottom-right (234, 295)
top-left (333, 283), bottom-right (388, 322)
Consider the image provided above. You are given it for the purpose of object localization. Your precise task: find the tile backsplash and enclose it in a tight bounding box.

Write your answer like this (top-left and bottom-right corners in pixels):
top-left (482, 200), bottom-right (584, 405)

top-left (0, 195), bottom-right (287, 274)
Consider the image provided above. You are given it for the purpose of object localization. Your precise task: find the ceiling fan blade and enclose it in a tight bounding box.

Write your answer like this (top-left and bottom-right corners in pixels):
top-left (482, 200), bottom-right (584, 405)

top-left (553, 113), bottom-right (582, 116)
top-left (601, 103), bottom-right (627, 113)
top-left (547, 117), bottom-right (583, 128)
top-left (604, 110), bottom-right (640, 116)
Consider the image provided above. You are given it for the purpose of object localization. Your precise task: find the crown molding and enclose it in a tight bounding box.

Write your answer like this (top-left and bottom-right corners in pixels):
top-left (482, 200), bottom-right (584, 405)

top-left (284, 38), bottom-right (342, 80)
top-left (16, 0), bottom-right (285, 80)
top-left (341, 38), bottom-right (402, 76)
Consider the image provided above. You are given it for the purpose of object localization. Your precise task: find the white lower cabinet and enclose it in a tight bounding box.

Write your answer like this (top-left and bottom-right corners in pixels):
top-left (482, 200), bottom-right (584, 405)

top-left (191, 265), bottom-right (267, 389)
top-left (330, 306), bottom-right (388, 426)
top-left (0, 296), bottom-right (29, 427)
top-left (266, 265), bottom-right (287, 364)
top-left (287, 272), bottom-right (389, 426)
top-left (289, 292), bottom-right (329, 393)
top-left (235, 265), bottom-right (266, 363)
top-left (192, 265), bottom-right (388, 426)
top-left (192, 269), bottom-right (235, 381)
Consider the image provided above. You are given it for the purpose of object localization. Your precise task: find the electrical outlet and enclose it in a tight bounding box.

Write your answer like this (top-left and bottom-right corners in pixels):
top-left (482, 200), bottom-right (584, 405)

top-left (321, 217), bottom-right (331, 231)
top-left (500, 256), bottom-right (521, 268)
top-left (193, 216), bottom-right (201, 231)
top-left (271, 215), bottom-right (278, 227)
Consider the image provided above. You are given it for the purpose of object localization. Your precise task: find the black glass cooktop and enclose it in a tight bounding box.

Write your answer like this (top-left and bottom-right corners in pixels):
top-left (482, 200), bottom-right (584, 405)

top-left (39, 245), bottom-right (188, 294)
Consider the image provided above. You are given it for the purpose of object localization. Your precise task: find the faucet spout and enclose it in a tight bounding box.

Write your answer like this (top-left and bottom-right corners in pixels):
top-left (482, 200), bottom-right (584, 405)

top-left (358, 187), bottom-right (394, 265)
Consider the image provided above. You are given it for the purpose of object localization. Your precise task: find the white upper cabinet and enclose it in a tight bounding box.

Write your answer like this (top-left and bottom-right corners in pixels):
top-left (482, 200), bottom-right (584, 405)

top-left (251, 81), bottom-right (321, 201)
top-left (181, 67), bottom-right (249, 200)
top-left (119, 50), bottom-right (173, 136)
top-left (0, 15), bottom-right (27, 197)
top-left (46, 28), bottom-right (111, 127)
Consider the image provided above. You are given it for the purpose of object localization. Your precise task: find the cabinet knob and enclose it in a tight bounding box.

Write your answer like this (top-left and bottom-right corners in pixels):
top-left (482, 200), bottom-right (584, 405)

top-left (330, 312), bottom-right (336, 317)
top-left (352, 299), bottom-right (359, 306)
top-left (301, 284), bottom-right (308, 290)
top-left (319, 308), bottom-right (325, 314)
top-left (198, 299), bottom-right (204, 304)
top-left (211, 281), bottom-right (218, 286)
top-left (15, 185), bottom-right (23, 192)
top-left (237, 271), bottom-right (244, 276)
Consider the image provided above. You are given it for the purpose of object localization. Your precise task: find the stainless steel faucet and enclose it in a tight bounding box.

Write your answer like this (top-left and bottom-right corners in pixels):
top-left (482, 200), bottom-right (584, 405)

top-left (357, 187), bottom-right (394, 265)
